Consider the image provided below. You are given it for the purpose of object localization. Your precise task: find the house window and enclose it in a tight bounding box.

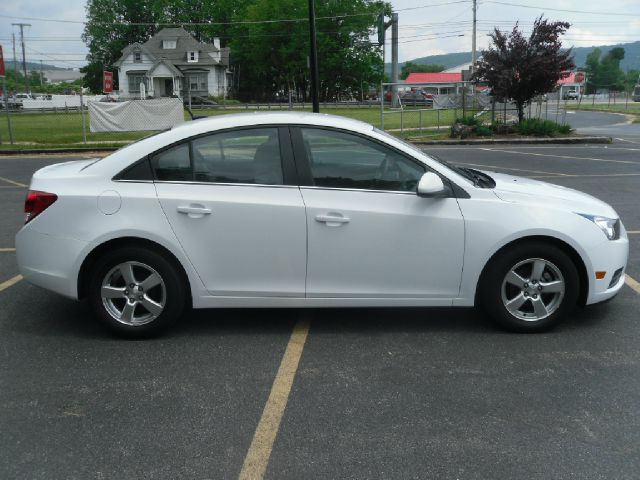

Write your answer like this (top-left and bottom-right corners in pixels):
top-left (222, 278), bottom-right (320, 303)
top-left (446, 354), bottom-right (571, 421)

top-left (133, 50), bottom-right (141, 62)
top-left (188, 51), bottom-right (199, 63)
top-left (187, 74), bottom-right (208, 91)
top-left (128, 75), bottom-right (147, 93)
top-left (162, 40), bottom-right (177, 49)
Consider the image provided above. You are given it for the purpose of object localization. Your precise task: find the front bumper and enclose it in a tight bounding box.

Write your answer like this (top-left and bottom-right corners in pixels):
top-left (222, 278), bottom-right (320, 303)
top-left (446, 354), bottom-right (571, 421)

top-left (15, 227), bottom-right (88, 300)
top-left (585, 236), bottom-right (629, 305)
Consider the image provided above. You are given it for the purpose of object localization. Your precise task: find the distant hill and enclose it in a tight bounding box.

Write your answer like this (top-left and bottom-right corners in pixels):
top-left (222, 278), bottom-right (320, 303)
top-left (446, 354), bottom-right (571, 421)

top-left (4, 60), bottom-right (67, 71)
top-left (388, 40), bottom-right (640, 75)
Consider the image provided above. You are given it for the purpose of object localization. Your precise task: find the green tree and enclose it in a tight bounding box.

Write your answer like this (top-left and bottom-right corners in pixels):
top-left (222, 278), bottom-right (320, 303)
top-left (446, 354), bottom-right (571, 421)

top-left (474, 16), bottom-right (574, 123)
top-left (400, 62), bottom-right (445, 80)
top-left (583, 47), bottom-right (626, 93)
top-left (230, 0), bottom-right (389, 101)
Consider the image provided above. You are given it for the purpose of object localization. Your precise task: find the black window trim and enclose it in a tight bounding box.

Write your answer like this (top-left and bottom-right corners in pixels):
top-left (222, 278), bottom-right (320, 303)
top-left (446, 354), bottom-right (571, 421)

top-left (112, 124), bottom-right (300, 186)
top-left (289, 125), bottom-right (469, 198)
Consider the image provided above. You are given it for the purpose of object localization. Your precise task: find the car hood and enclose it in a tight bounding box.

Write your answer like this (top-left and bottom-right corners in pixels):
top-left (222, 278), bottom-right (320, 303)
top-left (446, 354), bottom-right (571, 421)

top-left (486, 171), bottom-right (618, 218)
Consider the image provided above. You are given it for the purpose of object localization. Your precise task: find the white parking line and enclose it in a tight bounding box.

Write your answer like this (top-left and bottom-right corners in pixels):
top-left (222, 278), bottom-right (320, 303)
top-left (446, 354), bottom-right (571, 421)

top-left (626, 275), bottom-right (640, 295)
top-left (239, 318), bottom-right (311, 480)
top-left (627, 231), bottom-right (640, 235)
top-left (0, 248), bottom-right (16, 252)
top-left (0, 176), bottom-right (27, 188)
top-left (479, 148), bottom-right (639, 165)
top-left (0, 275), bottom-right (23, 292)
top-left (530, 173), bottom-right (640, 179)
top-left (454, 162), bottom-right (567, 176)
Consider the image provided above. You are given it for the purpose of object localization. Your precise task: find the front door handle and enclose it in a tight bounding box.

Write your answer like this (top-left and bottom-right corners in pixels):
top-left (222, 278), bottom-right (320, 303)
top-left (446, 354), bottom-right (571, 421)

top-left (315, 213), bottom-right (350, 227)
top-left (177, 204), bottom-right (212, 218)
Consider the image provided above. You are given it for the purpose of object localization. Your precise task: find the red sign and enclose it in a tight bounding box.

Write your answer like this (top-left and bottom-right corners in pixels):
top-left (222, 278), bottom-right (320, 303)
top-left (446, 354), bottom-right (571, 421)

top-left (103, 71), bottom-right (113, 93)
top-left (0, 46), bottom-right (5, 77)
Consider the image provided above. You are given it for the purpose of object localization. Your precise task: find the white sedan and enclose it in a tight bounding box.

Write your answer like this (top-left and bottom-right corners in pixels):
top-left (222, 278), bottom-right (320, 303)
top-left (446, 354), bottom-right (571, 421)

top-left (16, 113), bottom-right (628, 337)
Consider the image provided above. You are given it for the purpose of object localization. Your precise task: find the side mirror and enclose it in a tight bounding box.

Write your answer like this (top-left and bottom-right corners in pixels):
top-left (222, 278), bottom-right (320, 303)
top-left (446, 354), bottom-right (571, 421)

top-left (417, 172), bottom-right (447, 197)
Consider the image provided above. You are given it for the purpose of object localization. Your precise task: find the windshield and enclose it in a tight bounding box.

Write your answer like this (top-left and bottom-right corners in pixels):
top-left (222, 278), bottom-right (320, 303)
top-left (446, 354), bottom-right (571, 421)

top-left (373, 127), bottom-right (480, 184)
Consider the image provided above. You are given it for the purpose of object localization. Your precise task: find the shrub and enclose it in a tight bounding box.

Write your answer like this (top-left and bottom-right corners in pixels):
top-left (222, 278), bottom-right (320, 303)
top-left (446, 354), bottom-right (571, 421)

top-left (455, 116), bottom-right (480, 126)
top-left (557, 123), bottom-right (572, 134)
top-left (476, 125), bottom-right (493, 136)
top-left (516, 118), bottom-right (570, 136)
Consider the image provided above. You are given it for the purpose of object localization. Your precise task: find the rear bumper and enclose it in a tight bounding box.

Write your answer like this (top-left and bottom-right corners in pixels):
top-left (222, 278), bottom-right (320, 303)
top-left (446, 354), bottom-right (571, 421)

top-left (585, 236), bottom-right (629, 305)
top-left (15, 227), bottom-right (87, 300)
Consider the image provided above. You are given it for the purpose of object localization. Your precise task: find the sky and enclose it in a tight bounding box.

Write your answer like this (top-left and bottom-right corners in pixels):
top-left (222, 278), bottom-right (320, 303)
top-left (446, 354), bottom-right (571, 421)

top-left (1, 0), bottom-right (639, 70)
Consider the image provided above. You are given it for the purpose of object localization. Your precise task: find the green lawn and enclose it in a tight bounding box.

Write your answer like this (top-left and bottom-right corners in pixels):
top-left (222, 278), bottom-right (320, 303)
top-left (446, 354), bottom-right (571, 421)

top-left (0, 106), bottom-right (461, 150)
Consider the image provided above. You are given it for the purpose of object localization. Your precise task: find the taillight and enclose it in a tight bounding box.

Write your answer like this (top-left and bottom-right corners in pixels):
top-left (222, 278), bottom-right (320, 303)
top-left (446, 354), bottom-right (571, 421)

top-left (24, 190), bottom-right (57, 224)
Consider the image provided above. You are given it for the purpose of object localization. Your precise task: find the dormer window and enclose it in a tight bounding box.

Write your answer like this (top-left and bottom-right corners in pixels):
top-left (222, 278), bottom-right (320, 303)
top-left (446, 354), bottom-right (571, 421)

top-left (187, 51), bottom-right (199, 63)
top-left (133, 50), bottom-right (141, 62)
top-left (163, 40), bottom-right (177, 49)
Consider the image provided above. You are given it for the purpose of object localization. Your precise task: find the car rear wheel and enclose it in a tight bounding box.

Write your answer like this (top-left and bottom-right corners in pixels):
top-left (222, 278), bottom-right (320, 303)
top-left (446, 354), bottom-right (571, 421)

top-left (88, 246), bottom-right (186, 338)
top-left (479, 242), bottom-right (580, 332)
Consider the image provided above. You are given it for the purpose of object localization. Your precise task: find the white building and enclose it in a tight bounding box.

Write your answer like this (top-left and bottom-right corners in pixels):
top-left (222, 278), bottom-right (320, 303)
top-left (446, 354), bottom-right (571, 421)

top-left (114, 27), bottom-right (231, 99)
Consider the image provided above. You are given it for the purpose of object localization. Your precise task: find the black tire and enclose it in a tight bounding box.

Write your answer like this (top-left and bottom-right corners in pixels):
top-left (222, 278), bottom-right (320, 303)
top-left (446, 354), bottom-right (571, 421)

top-left (88, 246), bottom-right (186, 338)
top-left (478, 242), bottom-right (580, 333)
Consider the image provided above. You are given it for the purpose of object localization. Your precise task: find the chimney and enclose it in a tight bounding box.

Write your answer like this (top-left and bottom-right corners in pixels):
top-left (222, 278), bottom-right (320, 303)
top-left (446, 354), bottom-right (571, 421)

top-left (213, 38), bottom-right (220, 49)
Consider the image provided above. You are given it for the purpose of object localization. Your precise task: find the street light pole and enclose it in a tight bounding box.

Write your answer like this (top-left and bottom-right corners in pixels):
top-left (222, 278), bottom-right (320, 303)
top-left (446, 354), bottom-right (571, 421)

top-left (12, 23), bottom-right (31, 93)
top-left (471, 0), bottom-right (477, 72)
top-left (308, 0), bottom-right (320, 113)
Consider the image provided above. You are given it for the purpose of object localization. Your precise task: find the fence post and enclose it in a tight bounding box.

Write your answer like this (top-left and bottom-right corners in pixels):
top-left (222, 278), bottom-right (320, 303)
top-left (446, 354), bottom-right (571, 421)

top-left (400, 108), bottom-right (404, 133)
top-left (437, 108), bottom-right (440, 131)
top-left (419, 109), bottom-right (423, 132)
top-left (80, 90), bottom-right (87, 145)
top-left (491, 99), bottom-right (495, 124)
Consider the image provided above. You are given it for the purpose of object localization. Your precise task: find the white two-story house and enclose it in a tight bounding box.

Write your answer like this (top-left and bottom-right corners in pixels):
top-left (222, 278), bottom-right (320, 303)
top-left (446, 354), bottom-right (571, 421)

top-left (114, 27), bottom-right (231, 99)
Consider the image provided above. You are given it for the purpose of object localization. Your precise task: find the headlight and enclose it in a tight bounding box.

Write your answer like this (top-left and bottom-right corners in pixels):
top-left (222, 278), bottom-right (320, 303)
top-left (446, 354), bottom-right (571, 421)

top-left (577, 214), bottom-right (621, 240)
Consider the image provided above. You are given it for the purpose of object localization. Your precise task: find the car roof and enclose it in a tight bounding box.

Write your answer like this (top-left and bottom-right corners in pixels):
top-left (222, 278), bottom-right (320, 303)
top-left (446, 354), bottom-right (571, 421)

top-left (170, 111), bottom-right (374, 136)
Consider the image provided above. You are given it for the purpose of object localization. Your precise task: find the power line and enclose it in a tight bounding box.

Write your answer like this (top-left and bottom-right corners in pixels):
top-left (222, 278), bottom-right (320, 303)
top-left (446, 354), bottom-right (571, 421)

top-left (0, 2), bottom-right (471, 27)
top-left (485, 1), bottom-right (640, 16)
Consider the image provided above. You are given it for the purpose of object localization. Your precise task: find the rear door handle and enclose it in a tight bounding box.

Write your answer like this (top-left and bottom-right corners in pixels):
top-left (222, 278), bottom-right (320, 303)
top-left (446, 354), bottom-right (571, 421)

top-left (315, 213), bottom-right (350, 227)
top-left (177, 204), bottom-right (212, 218)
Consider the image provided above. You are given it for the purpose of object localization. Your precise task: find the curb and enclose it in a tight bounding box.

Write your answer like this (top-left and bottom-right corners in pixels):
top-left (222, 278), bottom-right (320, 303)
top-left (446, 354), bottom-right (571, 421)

top-left (0, 147), bottom-right (120, 155)
top-left (409, 136), bottom-right (612, 146)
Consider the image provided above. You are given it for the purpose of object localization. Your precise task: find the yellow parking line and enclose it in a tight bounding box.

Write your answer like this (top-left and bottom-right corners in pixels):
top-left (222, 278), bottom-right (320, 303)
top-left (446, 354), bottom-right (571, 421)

top-left (627, 231), bottom-right (640, 235)
top-left (239, 318), bottom-right (311, 480)
top-left (0, 176), bottom-right (27, 188)
top-left (626, 274), bottom-right (640, 295)
top-left (0, 248), bottom-right (16, 252)
top-left (0, 274), bottom-right (23, 292)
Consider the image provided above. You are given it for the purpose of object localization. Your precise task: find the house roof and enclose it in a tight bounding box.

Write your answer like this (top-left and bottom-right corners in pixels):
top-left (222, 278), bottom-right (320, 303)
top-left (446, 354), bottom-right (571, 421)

top-left (143, 27), bottom-right (223, 67)
top-left (405, 72), bottom-right (462, 83)
top-left (557, 72), bottom-right (585, 85)
top-left (115, 27), bottom-right (229, 69)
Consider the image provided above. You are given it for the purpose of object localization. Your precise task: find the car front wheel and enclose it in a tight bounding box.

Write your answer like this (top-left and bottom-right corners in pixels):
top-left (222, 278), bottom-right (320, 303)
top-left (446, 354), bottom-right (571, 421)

top-left (88, 246), bottom-right (186, 338)
top-left (479, 242), bottom-right (580, 332)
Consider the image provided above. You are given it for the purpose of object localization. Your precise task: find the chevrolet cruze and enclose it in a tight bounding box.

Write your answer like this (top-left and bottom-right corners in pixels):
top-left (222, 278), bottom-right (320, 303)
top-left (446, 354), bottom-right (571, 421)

top-left (16, 113), bottom-right (629, 337)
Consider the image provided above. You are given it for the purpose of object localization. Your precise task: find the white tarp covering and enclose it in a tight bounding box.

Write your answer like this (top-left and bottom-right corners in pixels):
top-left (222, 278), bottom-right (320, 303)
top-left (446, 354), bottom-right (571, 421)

top-left (89, 98), bottom-right (184, 132)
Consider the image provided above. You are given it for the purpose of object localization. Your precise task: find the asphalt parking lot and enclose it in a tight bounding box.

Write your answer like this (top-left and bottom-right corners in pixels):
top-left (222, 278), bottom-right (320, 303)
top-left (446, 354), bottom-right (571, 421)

top-left (1, 138), bottom-right (640, 478)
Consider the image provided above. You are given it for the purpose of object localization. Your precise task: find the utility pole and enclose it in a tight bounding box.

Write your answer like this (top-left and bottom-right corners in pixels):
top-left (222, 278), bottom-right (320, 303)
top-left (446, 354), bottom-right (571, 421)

top-left (308, 0), bottom-right (320, 113)
top-left (390, 13), bottom-right (399, 107)
top-left (12, 33), bottom-right (18, 88)
top-left (40, 60), bottom-right (43, 87)
top-left (471, 0), bottom-right (477, 72)
top-left (13, 23), bottom-right (31, 93)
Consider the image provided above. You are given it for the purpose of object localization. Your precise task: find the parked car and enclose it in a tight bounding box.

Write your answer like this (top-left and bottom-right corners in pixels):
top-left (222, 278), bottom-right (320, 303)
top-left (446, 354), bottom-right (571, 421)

top-left (16, 113), bottom-right (628, 337)
top-left (563, 91), bottom-right (579, 100)
top-left (401, 89), bottom-right (434, 105)
top-left (184, 96), bottom-right (218, 107)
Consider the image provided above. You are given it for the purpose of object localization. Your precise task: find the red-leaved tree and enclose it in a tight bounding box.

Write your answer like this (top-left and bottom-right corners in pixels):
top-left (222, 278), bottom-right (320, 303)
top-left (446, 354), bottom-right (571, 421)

top-left (474, 16), bottom-right (575, 123)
